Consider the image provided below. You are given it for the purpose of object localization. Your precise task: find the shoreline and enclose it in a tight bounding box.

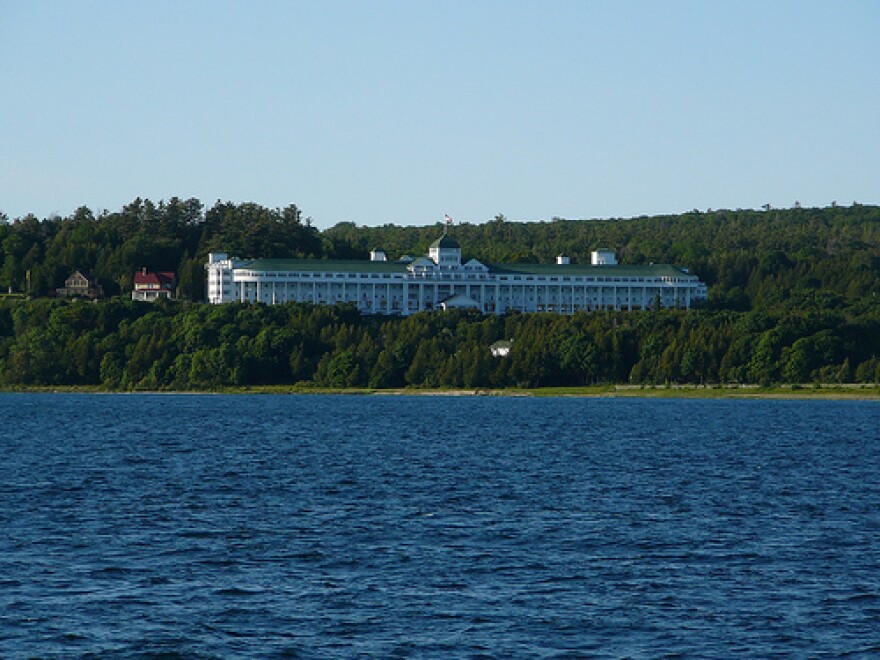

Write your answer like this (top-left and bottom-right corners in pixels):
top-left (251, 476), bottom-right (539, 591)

top-left (2, 384), bottom-right (879, 400)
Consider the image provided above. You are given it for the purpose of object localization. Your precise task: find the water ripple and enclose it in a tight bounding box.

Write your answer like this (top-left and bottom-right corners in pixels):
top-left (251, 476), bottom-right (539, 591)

top-left (0, 394), bottom-right (878, 657)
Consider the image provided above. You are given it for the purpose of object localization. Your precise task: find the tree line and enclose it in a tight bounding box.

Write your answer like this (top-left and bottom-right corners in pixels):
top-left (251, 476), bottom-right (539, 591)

top-left (1, 199), bottom-right (878, 316)
top-left (0, 198), bottom-right (319, 300)
top-left (0, 199), bottom-right (877, 388)
top-left (0, 299), bottom-right (877, 389)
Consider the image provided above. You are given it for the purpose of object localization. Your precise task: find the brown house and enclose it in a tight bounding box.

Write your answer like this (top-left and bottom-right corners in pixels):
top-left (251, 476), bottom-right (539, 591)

top-left (56, 271), bottom-right (103, 299)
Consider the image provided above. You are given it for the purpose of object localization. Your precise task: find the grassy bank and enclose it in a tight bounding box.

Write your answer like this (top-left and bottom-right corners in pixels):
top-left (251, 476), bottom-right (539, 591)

top-left (516, 383), bottom-right (880, 400)
top-left (3, 383), bottom-right (879, 400)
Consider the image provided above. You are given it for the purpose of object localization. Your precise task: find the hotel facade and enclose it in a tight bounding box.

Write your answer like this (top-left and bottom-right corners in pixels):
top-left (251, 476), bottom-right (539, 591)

top-left (206, 234), bottom-right (707, 315)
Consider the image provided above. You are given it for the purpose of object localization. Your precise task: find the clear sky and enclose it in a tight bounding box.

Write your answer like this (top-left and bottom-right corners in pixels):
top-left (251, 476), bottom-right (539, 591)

top-left (1, 0), bottom-right (878, 228)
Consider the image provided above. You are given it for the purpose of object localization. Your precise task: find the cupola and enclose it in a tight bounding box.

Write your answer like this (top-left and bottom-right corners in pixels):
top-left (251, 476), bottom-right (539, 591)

top-left (429, 234), bottom-right (461, 267)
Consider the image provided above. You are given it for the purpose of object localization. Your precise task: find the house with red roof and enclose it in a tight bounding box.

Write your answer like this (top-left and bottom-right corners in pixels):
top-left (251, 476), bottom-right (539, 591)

top-left (132, 268), bottom-right (176, 302)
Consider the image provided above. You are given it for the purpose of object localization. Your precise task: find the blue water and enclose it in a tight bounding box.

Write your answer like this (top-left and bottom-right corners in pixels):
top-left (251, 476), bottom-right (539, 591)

top-left (1, 394), bottom-right (879, 657)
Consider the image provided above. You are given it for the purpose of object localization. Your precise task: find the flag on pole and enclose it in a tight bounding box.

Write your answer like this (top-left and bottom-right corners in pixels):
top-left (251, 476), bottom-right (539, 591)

top-left (443, 214), bottom-right (453, 235)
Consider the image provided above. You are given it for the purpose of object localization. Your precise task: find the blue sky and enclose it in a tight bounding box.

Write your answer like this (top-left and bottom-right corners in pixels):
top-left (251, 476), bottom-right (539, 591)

top-left (1, 0), bottom-right (877, 228)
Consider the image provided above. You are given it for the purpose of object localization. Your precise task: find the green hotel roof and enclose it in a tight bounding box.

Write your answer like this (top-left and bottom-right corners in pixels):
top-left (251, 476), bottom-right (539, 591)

top-left (237, 257), bottom-right (697, 279)
top-left (487, 262), bottom-right (695, 278)
top-left (239, 258), bottom-right (410, 273)
top-left (429, 235), bottom-right (461, 249)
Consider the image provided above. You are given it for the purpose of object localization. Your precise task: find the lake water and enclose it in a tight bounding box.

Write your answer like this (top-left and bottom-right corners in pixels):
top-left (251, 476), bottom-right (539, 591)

top-left (1, 393), bottom-right (879, 657)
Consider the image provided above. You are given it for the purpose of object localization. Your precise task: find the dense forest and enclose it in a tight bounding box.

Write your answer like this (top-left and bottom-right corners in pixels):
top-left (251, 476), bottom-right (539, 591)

top-left (0, 199), bottom-right (878, 388)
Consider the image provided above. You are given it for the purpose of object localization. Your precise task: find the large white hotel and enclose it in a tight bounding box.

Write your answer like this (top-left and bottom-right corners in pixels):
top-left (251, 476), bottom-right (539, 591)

top-left (206, 233), bottom-right (707, 315)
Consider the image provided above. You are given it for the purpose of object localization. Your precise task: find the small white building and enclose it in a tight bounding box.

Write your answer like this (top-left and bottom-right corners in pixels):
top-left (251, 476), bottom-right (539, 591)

top-left (591, 249), bottom-right (618, 266)
top-left (206, 233), bottom-right (707, 315)
top-left (490, 340), bottom-right (513, 357)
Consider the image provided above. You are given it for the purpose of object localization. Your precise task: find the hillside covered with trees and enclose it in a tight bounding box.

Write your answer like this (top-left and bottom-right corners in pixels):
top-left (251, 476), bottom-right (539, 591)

top-left (0, 200), bottom-right (877, 388)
